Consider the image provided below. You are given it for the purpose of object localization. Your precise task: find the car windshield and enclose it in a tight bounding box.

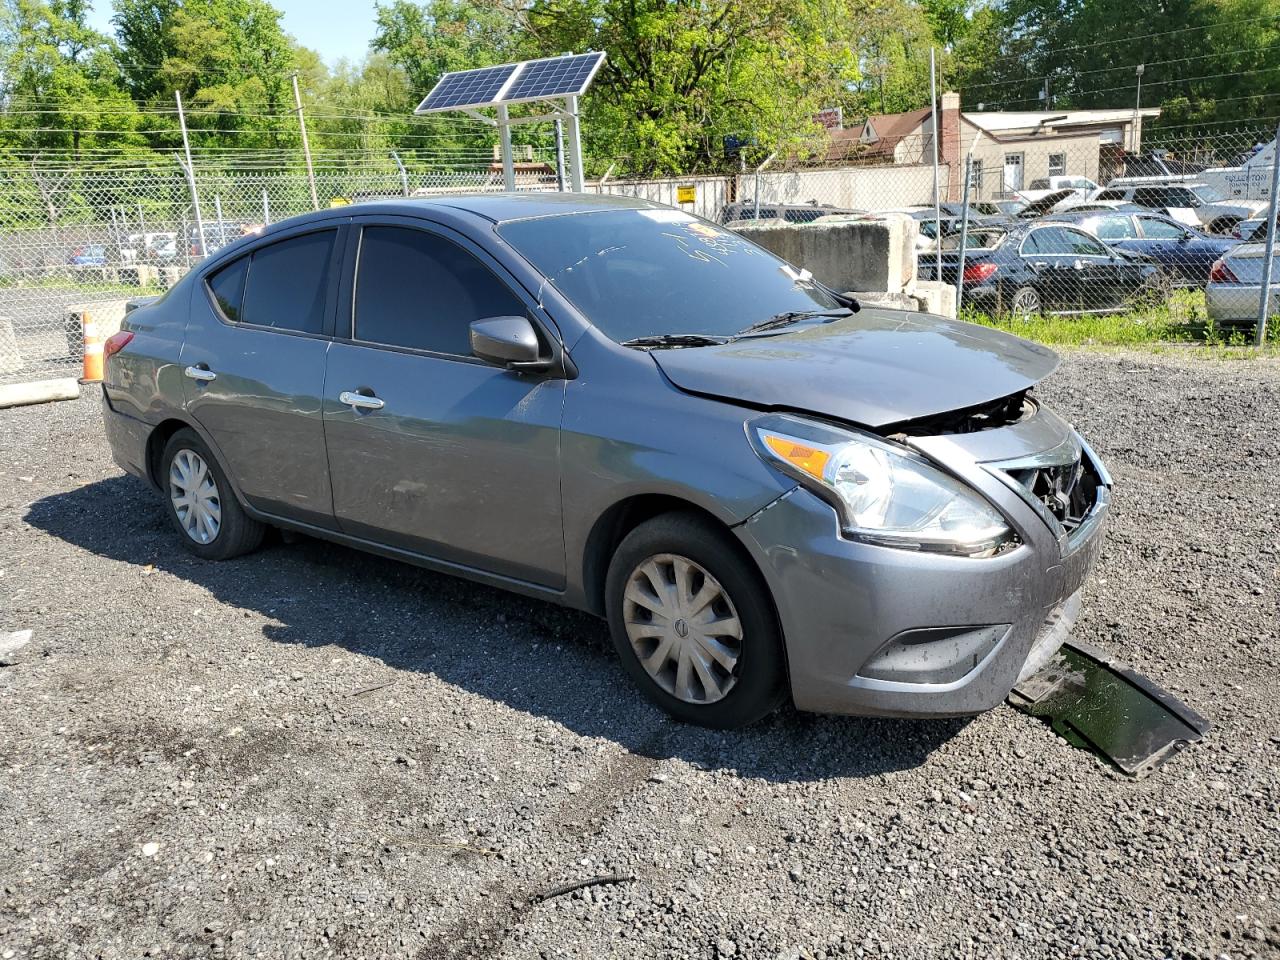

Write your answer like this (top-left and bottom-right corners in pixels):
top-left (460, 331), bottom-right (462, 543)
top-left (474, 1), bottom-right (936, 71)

top-left (1190, 184), bottom-right (1225, 203)
top-left (497, 209), bottom-right (843, 343)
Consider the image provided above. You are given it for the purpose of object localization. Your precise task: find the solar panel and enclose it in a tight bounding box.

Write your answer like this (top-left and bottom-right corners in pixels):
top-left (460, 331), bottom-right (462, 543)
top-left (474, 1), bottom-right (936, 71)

top-left (414, 53), bottom-right (606, 114)
top-left (415, 63), bottom-right (518, 113)
top-left (500, 52), bottom-right (606, 105)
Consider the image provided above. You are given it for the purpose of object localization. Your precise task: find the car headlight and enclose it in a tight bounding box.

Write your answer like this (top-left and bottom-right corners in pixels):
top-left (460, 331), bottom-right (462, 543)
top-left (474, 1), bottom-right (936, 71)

top-left (749, 414), bottom-right (1014, 557)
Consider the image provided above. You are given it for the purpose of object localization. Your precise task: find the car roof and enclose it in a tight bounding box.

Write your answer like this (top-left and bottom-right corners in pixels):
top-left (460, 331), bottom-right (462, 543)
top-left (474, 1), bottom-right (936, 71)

top-left (374, 192), bottom-right (663, 223)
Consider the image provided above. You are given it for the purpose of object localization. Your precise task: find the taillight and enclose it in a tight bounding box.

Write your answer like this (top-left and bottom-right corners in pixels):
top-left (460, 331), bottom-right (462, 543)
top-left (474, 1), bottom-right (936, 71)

top-left (1208, 259), bottom-right (1238, 284)
top-left (103, 330), bottom-right (133, 360)
top-left (962, 262), bottom-right (999, 283)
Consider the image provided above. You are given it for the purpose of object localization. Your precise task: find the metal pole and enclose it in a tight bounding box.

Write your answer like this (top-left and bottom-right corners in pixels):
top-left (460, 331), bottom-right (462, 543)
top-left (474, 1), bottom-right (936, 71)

top-left (930, 47), bottom-right (943, 287)
top-left (565, 96), bottom-right (586, 192)
top-left (554, 119), bottom-right (566, 192)
top-left (214, 193), bottom-right (223, 226)
top-left (262, 187), bottom-right (270, 224)
top-left (955, 155), bottom-right (972, 313)
top-left (496, 104), bottom-right (516, 191)
top-left (753, 152), bottom-right (777, 220)
top-left (137, 200), bottom-right (145, 232)
top-left (1133, 64), bottom-right (1145, 153)
top-left (1255, 120), bottom-right (1280, 346)
top-left (390, 150), bottom-right (409, 197)
top-left (175, 90), bottom-right (206, 258)
top-left (292, 73), bottom-right (319, 210)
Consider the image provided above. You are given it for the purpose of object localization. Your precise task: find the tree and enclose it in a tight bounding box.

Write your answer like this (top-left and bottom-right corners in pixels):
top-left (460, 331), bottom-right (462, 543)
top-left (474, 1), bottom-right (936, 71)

top-left (0, 0), bottom-right (143, 159)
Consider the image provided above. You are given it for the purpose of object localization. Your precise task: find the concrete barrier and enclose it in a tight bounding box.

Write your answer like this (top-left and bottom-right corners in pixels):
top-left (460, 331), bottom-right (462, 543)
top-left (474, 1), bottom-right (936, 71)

top-left (0, 377), bottom-right (80, 409)
top-left (0, 315), bottom-right (22, 376)
top-left (726, 216), bottom-right (962, 318)
top-left (730, 217), bottom-right (917, 294)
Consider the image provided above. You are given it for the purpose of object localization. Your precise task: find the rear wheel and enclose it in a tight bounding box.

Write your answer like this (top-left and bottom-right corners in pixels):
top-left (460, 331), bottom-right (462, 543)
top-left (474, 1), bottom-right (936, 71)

top-left (1010, 285), bottom-right (1041, 317)
top-left (161, 429), bottom-right (263, 560)
top-left (605, 512), bottom-right (785, 728)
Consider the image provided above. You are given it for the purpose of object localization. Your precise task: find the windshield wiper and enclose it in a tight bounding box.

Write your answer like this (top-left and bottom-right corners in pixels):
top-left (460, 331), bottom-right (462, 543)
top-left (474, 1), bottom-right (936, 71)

top-left (735, 307), bottom-right (853, 337)
top-left (620, 333), bottom-right (730, 349)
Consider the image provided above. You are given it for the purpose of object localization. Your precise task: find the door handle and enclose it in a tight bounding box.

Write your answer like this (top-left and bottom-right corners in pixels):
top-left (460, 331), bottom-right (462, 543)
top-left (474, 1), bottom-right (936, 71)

top-left (1032, 261), bottom-right (1049, 269)
top-left (340, 390), bottom-right (384, 411)
top-left (184, 365), bottom-right (216, 382)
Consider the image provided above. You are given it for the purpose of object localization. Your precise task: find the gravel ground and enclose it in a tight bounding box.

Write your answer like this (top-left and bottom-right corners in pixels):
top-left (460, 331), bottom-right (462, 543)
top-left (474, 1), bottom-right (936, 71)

top-left (1, 349), bottom-right (1278, 960)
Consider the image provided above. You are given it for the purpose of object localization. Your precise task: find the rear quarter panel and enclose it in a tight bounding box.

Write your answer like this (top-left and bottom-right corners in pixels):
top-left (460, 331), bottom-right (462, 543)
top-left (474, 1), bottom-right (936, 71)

top-left (103, 281), bottom-right (191, 425)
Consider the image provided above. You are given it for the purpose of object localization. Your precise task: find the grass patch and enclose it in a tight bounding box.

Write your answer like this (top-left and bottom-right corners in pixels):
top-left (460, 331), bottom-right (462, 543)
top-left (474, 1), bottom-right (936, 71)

top-left (962, 288), bottom-right (1280, 353)
top-left (0, 273), bottom-right (166, 296)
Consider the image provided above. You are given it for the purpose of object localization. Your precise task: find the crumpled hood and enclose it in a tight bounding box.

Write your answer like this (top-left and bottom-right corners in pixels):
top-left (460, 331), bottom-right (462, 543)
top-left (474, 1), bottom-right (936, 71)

top-left (650, 309), bottom-right (1060, 428)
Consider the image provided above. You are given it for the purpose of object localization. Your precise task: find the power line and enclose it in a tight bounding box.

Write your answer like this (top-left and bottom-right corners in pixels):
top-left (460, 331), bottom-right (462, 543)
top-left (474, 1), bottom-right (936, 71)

top-left (976, 12), bottom-right (1280, 70)
top-left (961, 42), bottom-right (1280, 93)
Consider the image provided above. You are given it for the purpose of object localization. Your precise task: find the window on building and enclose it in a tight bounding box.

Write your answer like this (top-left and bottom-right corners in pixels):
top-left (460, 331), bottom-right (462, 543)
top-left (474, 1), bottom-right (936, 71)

top-left (1048, 153), bottom-right (1067, 179)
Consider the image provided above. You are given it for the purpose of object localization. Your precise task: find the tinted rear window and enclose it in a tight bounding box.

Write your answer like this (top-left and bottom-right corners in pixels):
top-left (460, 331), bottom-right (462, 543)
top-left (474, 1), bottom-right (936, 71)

top-left (240, 230), bottom-right (336, 334)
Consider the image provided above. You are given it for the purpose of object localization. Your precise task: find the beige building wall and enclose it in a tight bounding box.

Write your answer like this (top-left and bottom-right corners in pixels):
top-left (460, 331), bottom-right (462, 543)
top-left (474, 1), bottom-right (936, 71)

top-left (962, 126), bottom-right (1105, 199)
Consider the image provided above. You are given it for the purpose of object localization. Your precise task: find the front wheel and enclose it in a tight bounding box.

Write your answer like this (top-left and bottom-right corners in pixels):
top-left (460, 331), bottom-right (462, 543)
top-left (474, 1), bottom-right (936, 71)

top-left (605, 512), bottom-right (786, 728)
top-left (161, 429), bottom-right (263, 560)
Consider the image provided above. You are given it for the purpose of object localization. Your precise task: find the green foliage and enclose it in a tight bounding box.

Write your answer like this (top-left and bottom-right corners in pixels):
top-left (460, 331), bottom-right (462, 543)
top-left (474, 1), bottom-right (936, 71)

top-left (0, 0), bottom-right (1274, 187)
top-left (0, 0), bottom-right (144, 155)
top-left (954, 0), bottom-right (1280, 137)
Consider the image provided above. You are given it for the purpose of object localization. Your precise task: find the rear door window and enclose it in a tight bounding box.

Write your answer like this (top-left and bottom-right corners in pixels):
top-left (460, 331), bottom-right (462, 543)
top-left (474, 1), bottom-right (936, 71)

top-left (240, 230), bottom-right (336, 335)
top-left (353, 225), bottom-right (525, 357)
top-left (1062, 228), bottom-right (1110, 256)
top-left (1138, 217), bottom-right (1186, 239)
top-left (1094, 216), bottom-right (1137, 241)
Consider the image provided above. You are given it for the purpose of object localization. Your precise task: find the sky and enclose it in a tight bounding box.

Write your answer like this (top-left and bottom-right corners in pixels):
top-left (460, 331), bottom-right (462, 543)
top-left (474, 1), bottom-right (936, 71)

top-left (87, 0), bottom-right (379, 68)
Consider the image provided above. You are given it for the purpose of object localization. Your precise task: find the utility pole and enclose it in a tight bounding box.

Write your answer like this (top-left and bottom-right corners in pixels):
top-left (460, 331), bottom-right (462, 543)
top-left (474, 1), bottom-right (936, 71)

top-left (930, 47), bottom-right (943, 287)
top-left (292, 73), bottom-right (319, 210)
top-left (1256, 120), bottom-right (1280, 347)
top-left (175, 90), bottom-right (206, 258)
top-left (1133, 64), bottom-right (1146, 153)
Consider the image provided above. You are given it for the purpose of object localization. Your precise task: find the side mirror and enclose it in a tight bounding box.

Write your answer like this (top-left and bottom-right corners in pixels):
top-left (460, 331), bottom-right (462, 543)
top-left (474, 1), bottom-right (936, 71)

top-left (470, 315), bottom-right (546, 371)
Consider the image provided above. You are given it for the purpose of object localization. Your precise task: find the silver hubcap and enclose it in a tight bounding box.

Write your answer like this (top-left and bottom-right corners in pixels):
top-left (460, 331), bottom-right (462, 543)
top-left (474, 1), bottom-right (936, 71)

top-left (169, 448), bottom-right (221, 544)
top-left (1013, 288), bottom-right (1040, 316)
top-left (623, 554), bottom-right (743, 705)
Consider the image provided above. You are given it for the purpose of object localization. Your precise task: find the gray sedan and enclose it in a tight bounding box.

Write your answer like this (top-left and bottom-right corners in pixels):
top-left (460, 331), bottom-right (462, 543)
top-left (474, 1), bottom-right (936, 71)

top-left (100, 193), bottom-right (1111, 727)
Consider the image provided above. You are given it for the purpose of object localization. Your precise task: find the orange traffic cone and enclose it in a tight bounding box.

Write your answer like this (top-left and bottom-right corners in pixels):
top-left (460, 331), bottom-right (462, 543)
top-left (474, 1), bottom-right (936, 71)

top-left (80, 311), bottom-right (104, 383)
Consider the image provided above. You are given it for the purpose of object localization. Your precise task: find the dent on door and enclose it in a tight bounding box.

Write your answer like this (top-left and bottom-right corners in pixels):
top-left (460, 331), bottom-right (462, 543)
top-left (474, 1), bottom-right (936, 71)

top-left (323, 343), bottom-right (567, 588)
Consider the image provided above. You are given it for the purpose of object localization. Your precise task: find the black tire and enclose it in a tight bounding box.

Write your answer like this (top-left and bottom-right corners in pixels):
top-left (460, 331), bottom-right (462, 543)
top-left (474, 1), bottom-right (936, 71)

top-left (604, 512), bottom-right (786, 728)
top-left (1010, 285), bottom-right (1042, 317)
top-left (160, 428), bottom-right (263, 560)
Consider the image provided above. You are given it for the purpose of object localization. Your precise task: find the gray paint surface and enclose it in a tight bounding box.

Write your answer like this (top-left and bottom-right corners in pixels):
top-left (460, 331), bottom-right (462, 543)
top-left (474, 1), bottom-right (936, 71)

top-left (100, 193), bottom-right (1110, 718)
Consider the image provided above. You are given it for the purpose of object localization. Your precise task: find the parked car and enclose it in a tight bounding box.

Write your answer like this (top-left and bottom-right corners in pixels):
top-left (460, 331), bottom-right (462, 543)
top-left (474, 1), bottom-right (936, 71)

top-left (719, 202), bottom-right (864, 224)
top-left (1048, 211), bottom-right (1239, 286)
top-left (1014, 190), bottom-right (1080, 220)
top-left (921, 220), bottom-right (1161, 314)
top-left (68, 243), bottom-right (108, 267)
top-left (101, 194), bottom-right (1111, 727)
top-left (1093, 179), bottom-right (1267, 235)
top-left (1206, 243), bottom-right (1279, 329)
top-left (1016, 176), bottom-right (1099, 207)
top-left (1233, 215), bottom-right (1274, 243)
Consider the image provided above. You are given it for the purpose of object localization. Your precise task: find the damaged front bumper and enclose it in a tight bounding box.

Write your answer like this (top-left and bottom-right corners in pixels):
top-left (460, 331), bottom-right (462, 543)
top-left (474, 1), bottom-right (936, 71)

top-left (733, 403), bottom-right (1111, 718)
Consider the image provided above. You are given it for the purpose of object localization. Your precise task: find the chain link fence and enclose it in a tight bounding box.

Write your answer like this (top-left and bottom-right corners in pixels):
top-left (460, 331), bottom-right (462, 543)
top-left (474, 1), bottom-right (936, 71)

top-left (1, 122), bottom-right (1277, 387)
